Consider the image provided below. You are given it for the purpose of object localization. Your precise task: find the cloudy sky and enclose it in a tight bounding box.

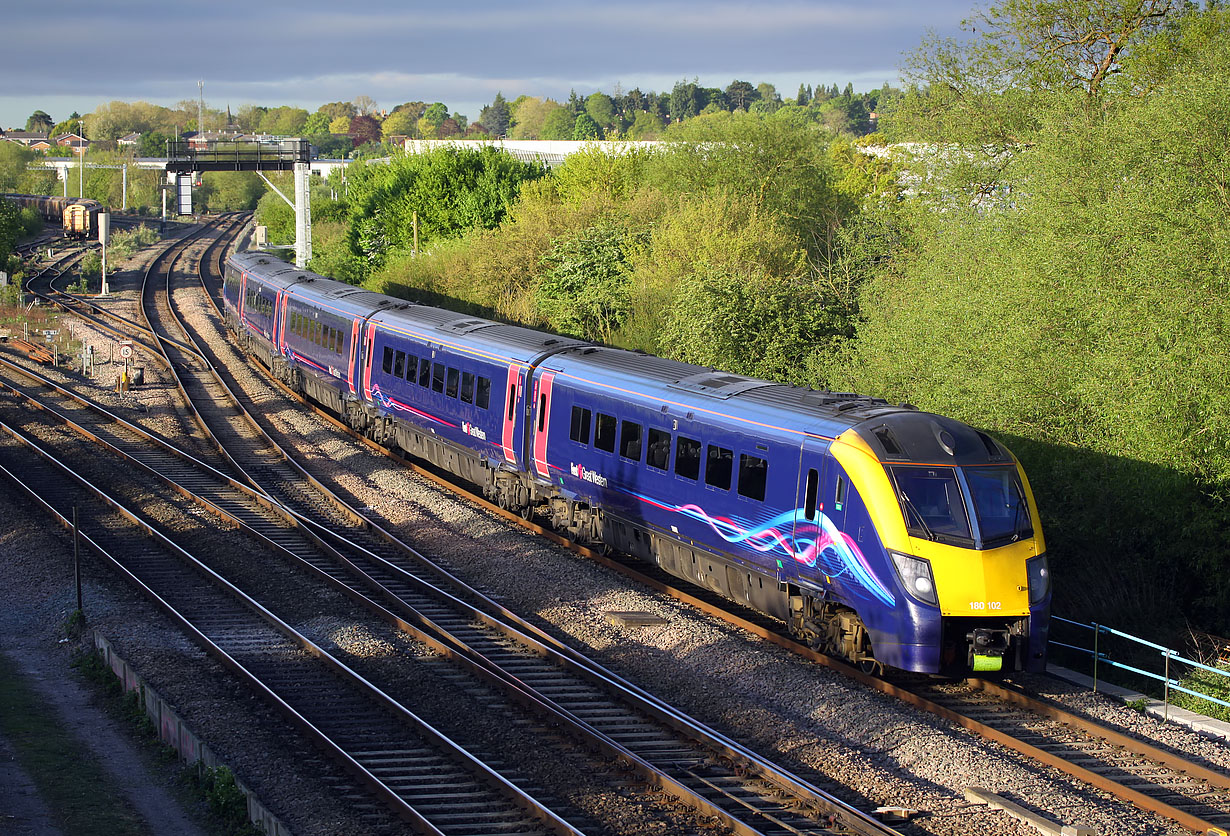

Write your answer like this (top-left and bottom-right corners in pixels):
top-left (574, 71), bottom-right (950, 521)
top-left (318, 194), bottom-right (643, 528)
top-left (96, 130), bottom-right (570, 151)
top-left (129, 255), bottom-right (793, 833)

top-left (1, 1), bottom-right (972, 130)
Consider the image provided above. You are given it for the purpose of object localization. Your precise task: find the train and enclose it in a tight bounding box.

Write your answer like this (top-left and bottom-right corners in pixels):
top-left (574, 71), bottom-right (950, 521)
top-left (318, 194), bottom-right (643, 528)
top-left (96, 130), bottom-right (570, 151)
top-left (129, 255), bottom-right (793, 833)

top-left (2, 193), bottom-right (104, 238)
top-left (223, 250), bottom-right (1051, 676)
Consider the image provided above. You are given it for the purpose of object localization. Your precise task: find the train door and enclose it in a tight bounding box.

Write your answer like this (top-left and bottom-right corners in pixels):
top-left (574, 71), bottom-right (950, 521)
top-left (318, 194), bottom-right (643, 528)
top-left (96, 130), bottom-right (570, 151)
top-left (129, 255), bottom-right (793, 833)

top-left (530, 371), bottom-right (556, 480)
top-left (791, 437), bottom-right (829, 583)
top-left (500, 364), bottom-right (527, 467)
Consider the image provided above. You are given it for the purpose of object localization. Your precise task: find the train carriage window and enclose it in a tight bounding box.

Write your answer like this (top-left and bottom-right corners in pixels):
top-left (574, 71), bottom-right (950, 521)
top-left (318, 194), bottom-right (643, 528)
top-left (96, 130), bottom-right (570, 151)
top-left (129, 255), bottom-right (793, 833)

top-left (738, 454), bottom-right (768, 502)
top-left (620, 421), bottom-right (643, 461)
top-left (432, 362), bottom-right (445, 393)
top-left (331, 327), bottom-right (340, 354)
top-left (446, 367), bottom-right (459, 398)
top-left (393, 350), bottom-right (406, 379)
top-left (418, 358), bottom-right (431, 387)
top-left (507, 384), bottom-right (517, 421)
top-left (570, 406), bottom-right (592, 443)
top-left (647, 428), bottom-right (671, 471)
top-left (595, 413), bottom-right (617, 453)
top-left (836, 476), bottom-right (846, 506)
top-left (476, 376), bottom-right (491, 409)
top-left (461, 372), bottom-right (475, 403)
top-left (705, 445), bottom-right (733, 490)
top-left (674, 436), bottom-right (701, 480)
top-left (405, 356), bottom-right (418, 382)
top-left (382, 346), bottom-right (394, 374)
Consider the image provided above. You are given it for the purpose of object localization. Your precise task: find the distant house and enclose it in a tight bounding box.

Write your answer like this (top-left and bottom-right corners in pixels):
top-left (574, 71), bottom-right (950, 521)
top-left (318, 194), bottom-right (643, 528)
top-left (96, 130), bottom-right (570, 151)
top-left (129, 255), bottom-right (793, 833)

top-left (28, 139), bottom-right (52, 152)
top-left (54, 133), bottom-right (90, 155)
top-left (117, 132), bottom-right (141, 147)
top-left (4, 130), bottom-right (50, 147)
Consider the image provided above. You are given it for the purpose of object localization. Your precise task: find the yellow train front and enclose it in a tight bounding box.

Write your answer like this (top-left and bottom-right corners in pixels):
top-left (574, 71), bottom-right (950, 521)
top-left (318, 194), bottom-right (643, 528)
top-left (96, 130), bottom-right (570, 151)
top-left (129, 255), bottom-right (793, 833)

top-left (794, 412), bottom-right (1050, 675)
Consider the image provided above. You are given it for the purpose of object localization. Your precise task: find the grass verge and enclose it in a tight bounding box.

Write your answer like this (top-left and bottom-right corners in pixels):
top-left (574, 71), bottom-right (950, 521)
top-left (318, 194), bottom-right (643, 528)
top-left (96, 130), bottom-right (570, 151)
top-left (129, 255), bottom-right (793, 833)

top-left (0, 646), bottom-right (149, 836)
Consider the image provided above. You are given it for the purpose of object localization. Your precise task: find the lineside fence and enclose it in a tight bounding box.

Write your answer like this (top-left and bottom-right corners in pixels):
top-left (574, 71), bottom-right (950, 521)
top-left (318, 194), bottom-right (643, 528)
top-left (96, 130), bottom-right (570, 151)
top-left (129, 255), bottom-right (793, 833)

top-left (1050, 616), bottom-right (1230, 719)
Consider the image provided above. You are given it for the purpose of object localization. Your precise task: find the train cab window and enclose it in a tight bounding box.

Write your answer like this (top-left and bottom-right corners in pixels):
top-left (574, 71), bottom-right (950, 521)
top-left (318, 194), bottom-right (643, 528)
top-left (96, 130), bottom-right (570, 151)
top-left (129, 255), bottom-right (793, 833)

top-left (804, 468), bottom-right (819, 520)
top-left (595, 413), bottom-right (617, 452)
top-left (647, 429), bottom-right (671, 471)
top-left (674, 436), bottom-right (701, 480)
top-left (446, 367), bottom-right (459, 398)
top-left (432, 362), bottom-right (445, 393)
top-left (461, 372), bottom-right (475, 404)
top-left (836, 476), bottom-right (846, 507)
top-left (620, 421), bottom-right (643, 461)
top-left (393, 350), bottom-right (406, 379)
top-left (705, 445), bottom-right (733, 490)
top-left (382, 346), bottom-right (394, 374)
top-left (570, 406), bottom-right (592, 443)
top-left (418, 358), bottom-right (431, 387)
top-left (476, 376), bottom-right (491, 409)
top-left (737, 454), bottom-right (768, 502)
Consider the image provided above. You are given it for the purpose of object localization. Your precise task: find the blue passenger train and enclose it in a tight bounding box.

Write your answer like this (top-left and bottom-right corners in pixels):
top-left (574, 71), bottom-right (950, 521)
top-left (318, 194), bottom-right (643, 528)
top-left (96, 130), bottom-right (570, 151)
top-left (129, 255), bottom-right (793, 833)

top-left (224, 250), bottom-right (1051, 675)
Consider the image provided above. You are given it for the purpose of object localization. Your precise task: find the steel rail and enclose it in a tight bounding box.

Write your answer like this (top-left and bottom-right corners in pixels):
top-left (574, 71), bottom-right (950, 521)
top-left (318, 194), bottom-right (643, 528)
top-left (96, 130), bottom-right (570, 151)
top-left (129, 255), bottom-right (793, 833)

top-left (0, 414), bottom-right (583, 836)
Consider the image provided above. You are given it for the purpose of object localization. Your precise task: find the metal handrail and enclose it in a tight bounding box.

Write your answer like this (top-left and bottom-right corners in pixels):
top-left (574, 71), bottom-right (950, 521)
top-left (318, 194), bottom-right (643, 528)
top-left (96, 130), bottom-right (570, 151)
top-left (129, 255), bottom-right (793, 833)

top-left (1051, 616), bottom-right (1230, 718)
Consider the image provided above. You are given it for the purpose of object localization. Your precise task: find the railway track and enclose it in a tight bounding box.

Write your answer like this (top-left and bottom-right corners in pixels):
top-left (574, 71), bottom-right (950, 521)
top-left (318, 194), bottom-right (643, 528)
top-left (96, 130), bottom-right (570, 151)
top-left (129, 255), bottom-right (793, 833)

top-left (0, 398), bottom-right (577, 836)
top-left (0, 222), bottom-right (911, 834)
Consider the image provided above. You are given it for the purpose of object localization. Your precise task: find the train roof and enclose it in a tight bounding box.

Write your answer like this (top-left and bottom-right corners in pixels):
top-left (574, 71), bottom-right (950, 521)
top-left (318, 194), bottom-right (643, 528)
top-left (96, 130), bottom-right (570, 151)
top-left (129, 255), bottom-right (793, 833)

top-left (370, 305), bottom-right (588, 365)
top-left (543, 344), bottom-right (910, 442)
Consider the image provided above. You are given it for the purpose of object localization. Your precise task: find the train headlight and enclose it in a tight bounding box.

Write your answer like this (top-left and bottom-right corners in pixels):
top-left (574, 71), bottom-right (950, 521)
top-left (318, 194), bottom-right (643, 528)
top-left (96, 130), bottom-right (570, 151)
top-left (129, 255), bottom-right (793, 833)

top-left (891, 552), bottom-right (938, 606)
top-left (1026, 554), bottom-right (1050, 605)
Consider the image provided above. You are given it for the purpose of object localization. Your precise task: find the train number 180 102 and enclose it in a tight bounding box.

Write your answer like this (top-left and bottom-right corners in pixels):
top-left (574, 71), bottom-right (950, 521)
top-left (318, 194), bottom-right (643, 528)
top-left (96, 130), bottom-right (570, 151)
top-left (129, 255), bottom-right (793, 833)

top-left (969, 601), bottom-right (1002, 610)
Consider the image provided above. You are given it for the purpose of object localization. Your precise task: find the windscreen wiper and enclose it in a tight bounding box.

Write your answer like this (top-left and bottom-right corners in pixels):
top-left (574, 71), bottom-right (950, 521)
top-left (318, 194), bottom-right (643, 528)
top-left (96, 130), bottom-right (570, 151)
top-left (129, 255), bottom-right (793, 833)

top-left (898, 490), bottom-right (936, 541)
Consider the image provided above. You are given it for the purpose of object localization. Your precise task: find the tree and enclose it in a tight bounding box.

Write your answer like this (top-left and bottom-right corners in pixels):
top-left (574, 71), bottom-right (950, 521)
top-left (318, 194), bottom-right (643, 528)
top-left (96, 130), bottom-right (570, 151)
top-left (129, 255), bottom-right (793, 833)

top-left (343, 146), bottom-right (545, 272)
top-left (566, 89), bottom-right (584, 116)
top-left (391, 101), bottom-right (427, 121)
top-left (303, 111), bottom-right (332, 135)
top-left (669, 80), bottom-right (703, 121)
top-left (318, 101), bottom-right (357, 121)
top-left (541, 107), bottom-right (575, 140)
top-left (236, 104), bottom-right (268, 132)
top-left (348, 114), bottom-right (381, 147)
top-left (889, 0), bottom-right (1182, 148)
top-left (423, 102), bottom-right (449, 127)
top-left (352, 95), bottom-right (378, 116)
top-left (379, 108), bottom-right (418, 139)
top-left (572, 112), bottom-right (601, 140)
top-left (585, 92), bottom-right (617, 133)
top-left (510, 98), bottom-right (568, 139)
top-left (437, 117), bottom-right (462, 138)
top-left (0, 143), bottom-right (36, 190)
top-left (478, 92), bottom-right (511, 137)
top-left (328, 116), bottom-right (351, 134)
top-left (259, 106), bottom-right (309, 136)
top-left (627, 111), bottom-right (665, 140)
top-left (26, 110), bottom-right (53, 133)
top-left (536, 224), bottom-right (644, 343)
top-left (796, 84), bottom-right (810, 106)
